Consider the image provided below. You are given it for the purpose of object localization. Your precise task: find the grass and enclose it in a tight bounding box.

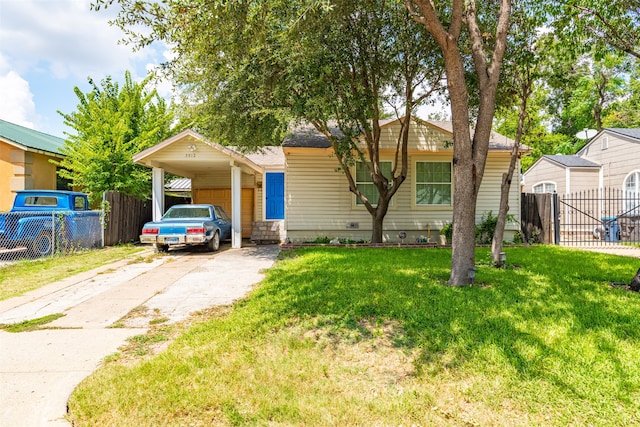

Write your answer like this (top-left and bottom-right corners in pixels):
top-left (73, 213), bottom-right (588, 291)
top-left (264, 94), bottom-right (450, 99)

top-left (0, 313), bottom-right (65, 332)
top-left (0, 245), bottom-right (146, 301)
top-left (68, 246), bottom-right (640, 426)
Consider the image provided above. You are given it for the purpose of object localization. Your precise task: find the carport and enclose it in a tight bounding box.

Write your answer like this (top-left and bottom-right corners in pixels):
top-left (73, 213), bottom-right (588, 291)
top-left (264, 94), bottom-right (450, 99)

top-left (133, 130), bottom-right (284, 248)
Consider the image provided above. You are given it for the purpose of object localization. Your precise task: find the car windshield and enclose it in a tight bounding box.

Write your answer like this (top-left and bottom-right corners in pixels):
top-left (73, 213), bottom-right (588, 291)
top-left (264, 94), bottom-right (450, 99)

top-left (163, 207), bottom-right (210, 219)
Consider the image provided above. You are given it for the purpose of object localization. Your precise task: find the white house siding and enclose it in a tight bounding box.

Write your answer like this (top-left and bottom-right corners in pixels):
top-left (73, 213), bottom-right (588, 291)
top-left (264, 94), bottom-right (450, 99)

top-left (578, 132), bottom-right (640, 190)
top-left (377, 122), bottom-right (451, 151)
top-left (285, 148), bottom-right (521, 243)
top-left (569, 169), bottom-right (600, 193)
top-left (523, 159), bottom-right (567, 193)
top-left (476, 154), bottom-right (522, 231)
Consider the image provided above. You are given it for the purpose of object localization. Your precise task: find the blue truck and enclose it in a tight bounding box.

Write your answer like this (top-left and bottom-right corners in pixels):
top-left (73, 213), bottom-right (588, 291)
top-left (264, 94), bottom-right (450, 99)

top-left (0, 190), bottom-right (102, 257)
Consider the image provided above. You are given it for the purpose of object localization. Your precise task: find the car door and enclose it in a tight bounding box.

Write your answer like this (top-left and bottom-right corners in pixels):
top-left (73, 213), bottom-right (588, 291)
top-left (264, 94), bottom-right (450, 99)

top-left (213, 206), bottom-right (232, 239)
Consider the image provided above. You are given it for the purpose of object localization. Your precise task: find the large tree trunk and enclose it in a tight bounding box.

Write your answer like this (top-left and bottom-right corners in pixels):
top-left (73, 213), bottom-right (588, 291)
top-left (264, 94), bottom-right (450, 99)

top-left (446, 45), bottom-right (477, 286)
top-left (371, 212), bottom-right (385, 243)
top-left (370, 198), bottom-right (391, 243)
top-left (450, 158), bottom-right (479, 284)
top-left (630, 268), bottom-right (640, 292)
top-left (406, 0), bottom-right (511, 286)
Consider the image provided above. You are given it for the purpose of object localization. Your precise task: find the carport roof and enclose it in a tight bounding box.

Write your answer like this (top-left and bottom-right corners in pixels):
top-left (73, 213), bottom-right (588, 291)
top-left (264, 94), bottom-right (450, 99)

top-left (133, 129), bottom-right (284, 177)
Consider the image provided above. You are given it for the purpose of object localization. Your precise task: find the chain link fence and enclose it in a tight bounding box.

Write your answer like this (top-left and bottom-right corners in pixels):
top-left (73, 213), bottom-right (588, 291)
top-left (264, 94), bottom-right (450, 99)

top-left (0, 211), bottom-right (103, 262)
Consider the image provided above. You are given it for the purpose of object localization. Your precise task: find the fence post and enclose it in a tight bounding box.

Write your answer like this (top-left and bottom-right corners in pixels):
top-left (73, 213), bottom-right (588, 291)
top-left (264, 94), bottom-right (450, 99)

top-left (51, 211), bottom-right (56, 257)
top-left (552, 192), bottom-right (560, 245)
top-left (101, 191), bottom-right (106, 248)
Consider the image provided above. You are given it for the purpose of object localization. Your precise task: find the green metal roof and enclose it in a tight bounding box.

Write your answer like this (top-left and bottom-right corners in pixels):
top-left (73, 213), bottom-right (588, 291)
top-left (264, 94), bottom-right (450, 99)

top-left (0, 119), bottom-right (65, 155)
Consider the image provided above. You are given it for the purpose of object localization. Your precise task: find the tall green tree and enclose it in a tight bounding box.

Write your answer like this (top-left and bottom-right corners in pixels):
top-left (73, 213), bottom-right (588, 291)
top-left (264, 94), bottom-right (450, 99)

top-left (405, 0), bottom-right (512, 285)
top-left (93, 0), bottom-right (444, 243)
top-left (56, 71), bottom-right (174, 206)
top-left (554, 0), bottom-right (640, 59)
top-left (490, 1), bottom-right (548, 266)
top-left (603, 65), bottom-right (640, 127)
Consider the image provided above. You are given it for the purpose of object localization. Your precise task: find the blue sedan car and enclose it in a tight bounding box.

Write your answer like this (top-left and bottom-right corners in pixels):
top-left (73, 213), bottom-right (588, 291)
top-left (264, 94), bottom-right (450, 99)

top-left (140, 204), bottom-right (232, 252)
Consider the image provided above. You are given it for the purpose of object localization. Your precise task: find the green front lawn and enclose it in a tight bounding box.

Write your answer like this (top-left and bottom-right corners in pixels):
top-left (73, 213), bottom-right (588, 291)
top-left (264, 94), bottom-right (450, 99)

top-left (69, 246), bottom-right (640, 426)
top-left (0, 245), bottom-right (146, 301)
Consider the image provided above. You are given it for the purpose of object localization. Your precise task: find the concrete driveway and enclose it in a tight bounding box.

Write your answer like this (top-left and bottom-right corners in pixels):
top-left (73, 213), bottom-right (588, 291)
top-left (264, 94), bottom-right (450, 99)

top-left (0, 244), bottom-right (279, 427)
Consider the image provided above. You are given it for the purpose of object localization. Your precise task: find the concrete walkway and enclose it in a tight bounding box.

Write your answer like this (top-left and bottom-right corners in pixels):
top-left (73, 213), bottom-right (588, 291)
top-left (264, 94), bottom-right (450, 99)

top-left (0, 244), bottom-right (279, 427)
top-left (571, 243), bottom-right (640, 258)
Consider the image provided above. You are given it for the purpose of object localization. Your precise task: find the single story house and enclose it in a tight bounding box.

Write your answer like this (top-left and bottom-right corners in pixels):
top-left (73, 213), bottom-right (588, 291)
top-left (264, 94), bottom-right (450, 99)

top-left (134, 118), bottom-right (527, 247)
top-left (0, 119), bottom-right (65, 211)
top-left (522, 128), bottom-right (640, 195)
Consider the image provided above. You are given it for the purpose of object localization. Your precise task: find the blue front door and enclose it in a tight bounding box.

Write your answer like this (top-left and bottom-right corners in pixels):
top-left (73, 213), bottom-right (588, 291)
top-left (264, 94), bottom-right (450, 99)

top-left (265, 172), bottom-right (285, 220)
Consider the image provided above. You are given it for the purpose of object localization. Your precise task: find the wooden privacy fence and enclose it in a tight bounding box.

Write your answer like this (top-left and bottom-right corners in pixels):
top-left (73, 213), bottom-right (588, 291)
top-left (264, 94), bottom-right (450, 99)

top-left (521, 192), bottom-right (555, 244)
top-left (102, 191), bottom-right (190, 246)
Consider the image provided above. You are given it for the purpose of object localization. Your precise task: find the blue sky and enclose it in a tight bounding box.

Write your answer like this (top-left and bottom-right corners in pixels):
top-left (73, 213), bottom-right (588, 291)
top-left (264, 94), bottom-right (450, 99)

top-left (0, 0), bottom-right (171, 138)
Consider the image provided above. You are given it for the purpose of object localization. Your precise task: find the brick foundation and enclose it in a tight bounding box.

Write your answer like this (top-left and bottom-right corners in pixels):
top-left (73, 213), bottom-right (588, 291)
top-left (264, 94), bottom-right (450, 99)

top-left (251, 221), bottom-right (286, 244)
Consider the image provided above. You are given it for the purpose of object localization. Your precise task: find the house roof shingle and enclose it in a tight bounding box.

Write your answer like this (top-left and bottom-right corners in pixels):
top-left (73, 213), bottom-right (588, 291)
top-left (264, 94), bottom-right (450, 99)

top-left (243, 146), bottom-right (285, 167)
top-left (543, 154), bottom-right (600, 168)
top-left (0, 119), bottom-right (65, 155)
top-left (606, 128), bottom-right (640, 141)
top-left (282, 118), bottom-right (521, 150)
top-left (282, 124), bottom-right (342, 148)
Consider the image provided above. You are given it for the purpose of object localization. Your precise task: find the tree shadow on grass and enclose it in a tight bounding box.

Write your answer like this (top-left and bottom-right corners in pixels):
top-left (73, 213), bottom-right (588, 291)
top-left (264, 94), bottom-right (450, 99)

top-left (249, 246), bottom-right (640, 423)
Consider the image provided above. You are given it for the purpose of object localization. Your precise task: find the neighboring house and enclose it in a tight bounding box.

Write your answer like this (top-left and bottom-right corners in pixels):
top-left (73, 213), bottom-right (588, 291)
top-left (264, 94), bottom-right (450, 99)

top-left (135, 118), bottom-right (527, 246)
top-left (522, 128), bottom-right (640, 196)
top-left (165, 177), bottom-right (192, 198)
top-left (0, 119), bottom-right (65, 211)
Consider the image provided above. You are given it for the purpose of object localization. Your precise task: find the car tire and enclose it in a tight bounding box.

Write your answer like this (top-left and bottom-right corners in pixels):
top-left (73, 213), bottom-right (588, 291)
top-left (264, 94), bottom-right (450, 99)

top-left (30, 231), bottom-right (53, 257)
top-left (154, 243), bottom-right (169, 253)
top-left (207, 231), bottom-right (220, 252)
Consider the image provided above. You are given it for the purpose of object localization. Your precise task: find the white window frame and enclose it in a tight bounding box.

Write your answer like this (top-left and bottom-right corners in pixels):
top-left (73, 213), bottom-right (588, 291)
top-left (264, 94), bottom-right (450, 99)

top-left (353, 160), bottom-right (394, 207)
top-left (532, 181), bottom-right (556, 194)
top-left (601, 136), bottom-right (609, 150)
top-left (413, 160), bottom-right (453, 207)
top-left (623, 170), bottom-right (640, 214)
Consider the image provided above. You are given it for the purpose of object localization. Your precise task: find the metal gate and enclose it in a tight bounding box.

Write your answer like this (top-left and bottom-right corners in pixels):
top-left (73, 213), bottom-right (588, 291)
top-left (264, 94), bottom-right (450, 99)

top-left (557, 188), bottom-right (640, 246)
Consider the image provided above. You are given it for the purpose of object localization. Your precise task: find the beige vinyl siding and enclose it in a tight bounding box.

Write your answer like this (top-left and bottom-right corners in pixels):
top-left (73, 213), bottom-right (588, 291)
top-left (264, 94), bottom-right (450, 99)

top-left (255, 185), bottom-right (263, 221)
top-left (150, 138), bottom-right (232, 164)
top-left (523, 159), bottom-right (567, 194)
top-left (569, 169), bottom-right (600, 193)
top-left (476, 154), bottom-right (522, 231)
top-left (579, 133), bottom-right (640, 189)
top-left (285, 149), bottom-right (522, 242)
top-left (378, 121), bottom-right (451, 152)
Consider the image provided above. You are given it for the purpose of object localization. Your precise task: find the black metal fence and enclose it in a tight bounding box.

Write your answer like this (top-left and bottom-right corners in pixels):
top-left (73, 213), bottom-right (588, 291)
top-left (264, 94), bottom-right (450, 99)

top-left (557, 188), bottom-right (640, 246)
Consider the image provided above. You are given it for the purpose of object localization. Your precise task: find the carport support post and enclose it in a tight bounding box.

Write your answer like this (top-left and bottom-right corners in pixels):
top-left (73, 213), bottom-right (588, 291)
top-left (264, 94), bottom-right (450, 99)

top-left (152, 167), bottom-right (165, 221)
top-left (231, 164), bottom-right (242, 248)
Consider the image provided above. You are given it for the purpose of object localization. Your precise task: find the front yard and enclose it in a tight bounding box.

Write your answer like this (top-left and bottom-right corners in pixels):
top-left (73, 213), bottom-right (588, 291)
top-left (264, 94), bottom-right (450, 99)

top-left (69, 246), bottom-right (639, 426)
top-left (0, 245), bottom-right (145, 301)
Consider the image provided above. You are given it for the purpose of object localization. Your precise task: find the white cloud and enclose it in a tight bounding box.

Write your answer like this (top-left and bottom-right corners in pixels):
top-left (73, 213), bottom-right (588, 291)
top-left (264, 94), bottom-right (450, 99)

top-left (0, 0), bottom-right (155, 81)
top-left (0, 54), bottom-right (36, 128)
top-left (0, 0), bottom-right (172, 136)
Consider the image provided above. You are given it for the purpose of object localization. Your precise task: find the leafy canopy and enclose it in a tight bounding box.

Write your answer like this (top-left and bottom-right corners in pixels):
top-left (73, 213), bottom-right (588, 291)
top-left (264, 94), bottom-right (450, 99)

top-left (56, 71), bottom-right (174, 206)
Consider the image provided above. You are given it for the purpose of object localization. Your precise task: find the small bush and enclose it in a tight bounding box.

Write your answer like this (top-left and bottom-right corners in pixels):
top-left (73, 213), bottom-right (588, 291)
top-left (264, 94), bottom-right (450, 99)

top-left (475, 211), bottom-right (517, 244)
